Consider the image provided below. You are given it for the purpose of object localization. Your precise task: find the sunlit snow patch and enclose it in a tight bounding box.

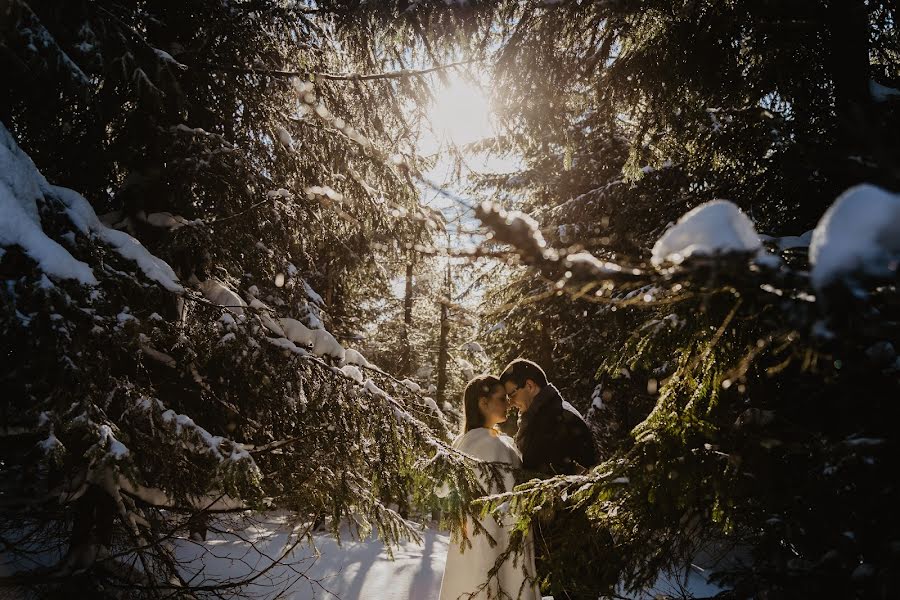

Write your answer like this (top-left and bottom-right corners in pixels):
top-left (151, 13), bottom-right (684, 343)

top-left (651, 200), bottom-right (761, 266)
top-left (312, 328), bottom-right (345, 362)
top-left (199, 279), bottom-right (246, 316)
top-left (278, 317), bottom-right (344, 361)
top-left (456, 357), bottom-right (475, 380)
top-left (460, 341), bottom-right (485, 355)
top-left (274, 125), bottom-right (294, 150)
top-left (57, 185), bottom-right (183, 293)
top-left (340, 364), bottom-right (365, 383)
top-left (280, 317), bottom-right (315, 347)
top-left (400, 378), bottom-right (422, 393)
top-left (343, 348), bottom-right (371, 368)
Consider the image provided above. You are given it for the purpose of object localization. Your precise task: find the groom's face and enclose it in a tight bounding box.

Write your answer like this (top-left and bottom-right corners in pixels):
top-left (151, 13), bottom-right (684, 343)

top-left (504, 379), bottom-right (534, 412)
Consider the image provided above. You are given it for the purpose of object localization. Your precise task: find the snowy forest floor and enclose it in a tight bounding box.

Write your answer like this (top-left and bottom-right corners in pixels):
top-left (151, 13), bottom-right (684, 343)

top-left (176, 513), bottom-right (449, 599)
top-left (173, 513), bottom-right (725, 600)
top-left (0, 511), bottom-right (724, 599)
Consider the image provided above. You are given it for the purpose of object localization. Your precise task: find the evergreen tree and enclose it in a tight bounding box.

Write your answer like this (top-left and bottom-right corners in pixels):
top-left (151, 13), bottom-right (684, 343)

top-left (337, 1), bottom-right (900, 597)
top-left (4, 1), bottom-right (900, 598)
top-left (0, 2), bottom-right (504, 596)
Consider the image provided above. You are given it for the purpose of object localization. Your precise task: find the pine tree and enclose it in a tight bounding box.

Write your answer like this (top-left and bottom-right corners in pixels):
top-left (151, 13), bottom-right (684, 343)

top-left (0, 2), bottom-right (504, 596)
top-left (337, 1), bottom-right (900, 597)
top-left (5, 1), bottom-right (900, 598)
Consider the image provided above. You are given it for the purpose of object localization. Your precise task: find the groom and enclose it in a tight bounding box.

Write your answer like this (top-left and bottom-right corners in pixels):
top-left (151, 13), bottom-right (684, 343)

top-left (500, 358), bottom-right (596, 477)
top-left (500, 358), bottom-right (598, 600)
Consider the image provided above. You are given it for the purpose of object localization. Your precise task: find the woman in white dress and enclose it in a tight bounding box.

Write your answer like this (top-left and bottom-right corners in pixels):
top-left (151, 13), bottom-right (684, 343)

top-left (439, 375), bottom-right (541, 600)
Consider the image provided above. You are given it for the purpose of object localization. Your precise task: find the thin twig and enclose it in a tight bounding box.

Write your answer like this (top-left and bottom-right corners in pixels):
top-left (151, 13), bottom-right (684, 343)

top-left (197, 59), bottom-right (478, 81)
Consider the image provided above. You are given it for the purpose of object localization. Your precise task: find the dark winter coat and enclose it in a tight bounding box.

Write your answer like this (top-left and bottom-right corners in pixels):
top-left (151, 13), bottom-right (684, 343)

top-left (514, 383), bottom-right (597, 477)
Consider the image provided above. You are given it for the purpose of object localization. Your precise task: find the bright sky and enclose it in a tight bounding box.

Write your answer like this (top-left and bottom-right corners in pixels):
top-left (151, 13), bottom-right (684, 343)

top-left (418, 70), bottom-right (519, 248)
top-left (421, 74), bottom-right (494, 152)
top-left (389, 70), bottom-right (520, 304)
top-left (417, 71), bottom-right (519, 216)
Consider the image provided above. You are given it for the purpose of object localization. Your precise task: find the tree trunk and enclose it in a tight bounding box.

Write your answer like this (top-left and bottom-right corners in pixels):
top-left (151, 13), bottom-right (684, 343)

top-left (826, 0), bottom-right (871, 150)
top-left (324, 256), bottom-right (334, 308)
top-left (436, 261), bottom-right (451, 404)
top-left (400, 256), bottom-right (414, 375)
top-left (64, 484), bottom-right (116, 571)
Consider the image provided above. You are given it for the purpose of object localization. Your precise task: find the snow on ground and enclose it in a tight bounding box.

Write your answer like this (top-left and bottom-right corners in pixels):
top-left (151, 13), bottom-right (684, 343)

top-left (175, 514), bottom-right (449, 600)
top-left (1, 511), bottom-right (724, 599)
top-left (174, 514), bottom-right (724, 600)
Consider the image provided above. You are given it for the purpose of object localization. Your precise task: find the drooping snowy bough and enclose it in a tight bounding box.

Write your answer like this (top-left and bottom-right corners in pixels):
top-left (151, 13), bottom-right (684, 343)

top-left (0, 122), bottom-right (501, 595)
top-left (650, 200), bottom-right (763, 266)
top-left (475, 185), bottom-right (900, 598)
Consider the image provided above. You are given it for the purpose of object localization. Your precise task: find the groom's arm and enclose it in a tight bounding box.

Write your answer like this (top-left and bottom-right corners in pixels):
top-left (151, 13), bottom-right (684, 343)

top-left (564, 413), bottom-right (598, 473)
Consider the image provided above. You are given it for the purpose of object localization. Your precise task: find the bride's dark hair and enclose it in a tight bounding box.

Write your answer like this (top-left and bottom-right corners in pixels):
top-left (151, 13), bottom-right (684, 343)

top-left (462, 374), bottom-right (502, 433)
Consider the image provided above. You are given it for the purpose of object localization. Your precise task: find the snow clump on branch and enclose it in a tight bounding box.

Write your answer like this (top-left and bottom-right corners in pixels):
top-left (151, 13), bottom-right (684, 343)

top-left (275, 125), bottom-right (294, 150)
top-left (476, 201), bottom-right (555, 264)
top-left (651, 200), bottom-right (762, 266)
top-left (0, 121), bottom-right (183, 292)
top-left (200, 279), bottom-right (247, 317)
top-left (343, 348), bottom-right (372, 368)
top-left (809, 184), bottom-right (900, 295)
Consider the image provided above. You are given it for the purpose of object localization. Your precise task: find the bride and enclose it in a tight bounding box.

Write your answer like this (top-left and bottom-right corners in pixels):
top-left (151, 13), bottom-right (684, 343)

top-left (439, 375), bottom-right (541, 600)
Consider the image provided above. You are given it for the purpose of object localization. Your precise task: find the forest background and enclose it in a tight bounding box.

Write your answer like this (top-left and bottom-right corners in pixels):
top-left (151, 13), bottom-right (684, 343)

top-left (2, 1), bottom-right (899, 598)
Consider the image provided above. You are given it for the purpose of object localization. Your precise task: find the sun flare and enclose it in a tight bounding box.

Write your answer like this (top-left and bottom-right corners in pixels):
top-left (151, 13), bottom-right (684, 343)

top-left (427, 75), bottom-right (495, 150)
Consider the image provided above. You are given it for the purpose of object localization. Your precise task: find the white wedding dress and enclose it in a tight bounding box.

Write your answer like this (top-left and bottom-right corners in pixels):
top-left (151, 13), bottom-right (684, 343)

top-left (439, 428), bottom-right (541, 600)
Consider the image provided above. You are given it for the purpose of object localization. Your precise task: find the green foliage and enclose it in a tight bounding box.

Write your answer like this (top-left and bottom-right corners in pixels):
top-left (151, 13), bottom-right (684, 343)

top-left (0, 1), bottom-right (494, 596)
top-left (4, 1), bottom-right (900, 598)
top-left (349, 1), bottom-right (900, 597)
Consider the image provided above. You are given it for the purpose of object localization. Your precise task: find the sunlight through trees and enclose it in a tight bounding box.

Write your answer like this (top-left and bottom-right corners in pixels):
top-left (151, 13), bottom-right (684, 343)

top-left (2, 1), bottom-right (899, 599)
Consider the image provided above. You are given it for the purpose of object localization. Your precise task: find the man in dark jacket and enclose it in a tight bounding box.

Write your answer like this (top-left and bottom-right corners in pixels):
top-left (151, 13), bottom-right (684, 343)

top-left (501, 359), bottom-right (596, 476)
top-left (500, 358), bottom-right (600, 600)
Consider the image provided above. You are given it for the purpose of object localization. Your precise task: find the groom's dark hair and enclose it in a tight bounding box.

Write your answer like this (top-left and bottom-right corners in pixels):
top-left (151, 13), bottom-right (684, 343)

top-left (499, 359), bottom-right (548, 389)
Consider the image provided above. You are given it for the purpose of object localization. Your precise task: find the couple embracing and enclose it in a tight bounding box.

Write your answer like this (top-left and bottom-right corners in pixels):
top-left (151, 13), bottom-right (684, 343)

top-left (439, 359), bottom-right (598, 600)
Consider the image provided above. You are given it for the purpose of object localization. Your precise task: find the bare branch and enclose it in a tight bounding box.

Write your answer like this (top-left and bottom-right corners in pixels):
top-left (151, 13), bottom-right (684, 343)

top-left (196, 59), bottom-right (479, 81)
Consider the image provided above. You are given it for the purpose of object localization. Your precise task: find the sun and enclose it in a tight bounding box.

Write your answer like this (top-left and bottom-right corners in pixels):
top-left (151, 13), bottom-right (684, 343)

top-left (427, 74), bottom-right (495, 150)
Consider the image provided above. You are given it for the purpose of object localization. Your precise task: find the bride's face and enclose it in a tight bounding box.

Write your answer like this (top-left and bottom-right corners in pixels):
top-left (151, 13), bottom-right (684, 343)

top-left (479, 385), bottom-right (508, 426)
